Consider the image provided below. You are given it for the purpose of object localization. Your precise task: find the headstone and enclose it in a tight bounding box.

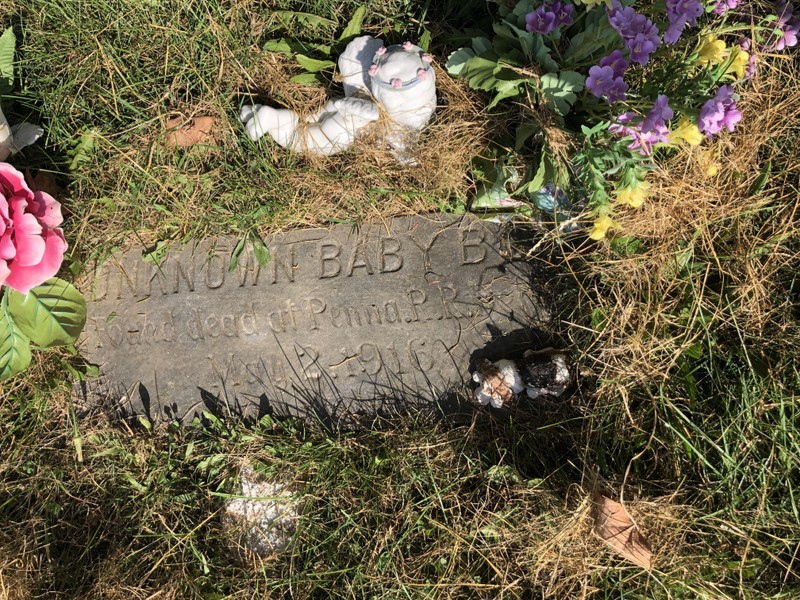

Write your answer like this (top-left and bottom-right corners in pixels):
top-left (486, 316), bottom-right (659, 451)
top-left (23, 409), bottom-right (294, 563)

top-left (76, 215), bottom-right (550, 425)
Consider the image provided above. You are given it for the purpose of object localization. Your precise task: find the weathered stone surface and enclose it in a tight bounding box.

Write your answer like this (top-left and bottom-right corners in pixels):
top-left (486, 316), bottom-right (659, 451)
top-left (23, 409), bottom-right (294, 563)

top-left (76, 215), bottom-right (550, 425)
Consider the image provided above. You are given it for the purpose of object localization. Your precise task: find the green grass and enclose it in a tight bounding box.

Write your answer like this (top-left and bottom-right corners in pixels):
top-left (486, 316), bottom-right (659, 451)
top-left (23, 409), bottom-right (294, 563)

top-left (1, 0), bottom-right (800, 598)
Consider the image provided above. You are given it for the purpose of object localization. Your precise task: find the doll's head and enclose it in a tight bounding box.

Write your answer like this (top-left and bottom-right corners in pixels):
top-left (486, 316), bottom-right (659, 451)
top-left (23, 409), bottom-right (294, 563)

top-left (367, 42), bottom-right (436, 129)
top-left (368, 42), bottom-right (433, 91)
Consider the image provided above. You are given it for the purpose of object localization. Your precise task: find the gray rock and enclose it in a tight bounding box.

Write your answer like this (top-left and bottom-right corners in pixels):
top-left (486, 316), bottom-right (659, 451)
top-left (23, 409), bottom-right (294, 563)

top-left (222, 466), bottom-right (302, 559)
top-left (76, 215), bottom-right (550, 425)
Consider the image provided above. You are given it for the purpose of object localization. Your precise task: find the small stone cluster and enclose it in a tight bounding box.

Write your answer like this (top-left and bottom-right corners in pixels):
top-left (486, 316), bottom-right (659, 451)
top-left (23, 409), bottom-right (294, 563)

top-left (472, 351), bottom-right (572, 409)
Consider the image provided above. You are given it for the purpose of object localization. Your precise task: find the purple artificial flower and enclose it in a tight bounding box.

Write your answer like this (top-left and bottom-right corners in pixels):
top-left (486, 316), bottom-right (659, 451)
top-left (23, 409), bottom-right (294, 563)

top-left (609, 96), bottom-right (673, 154)
top-left (586, 65), bottom-right (614, 96)
top-left (608, 111), bottom-right (637, 138)
top-left (665, 0), bottom-right (704, 44)
top-left (767, 2), bottom-right (800, 50)
top-left (609, 112), bottom-right (662, 155)
top-left (641, 94), bottom-right (674, 132)
top-left (738, 36), bottom-right (751, 51)
top-left (586, 64), bottom-right (628, 103)
top-left (555, 1), bottom-right (575, 27)
top-left (628, 32), bottom-right (659, 64)
top-left (745, 53), bottom-right (758, 79)
top-left (605, 77), bottom-right (629, 103)
top-left (737, 36), bottom-right (758, 79)
top-left (698, 85), bottom-right (743, 137)
top-left (526, 7), bottom-right (557, 34)
top-left (526, 1), bottom-right (575, 35)
top-left (607, 3), bottom-right (648, 38)
top-left (598, 49), bottom-right (629, 79)
top-left (606, 1), bottom-right (661, 65)
top-left (713, 0), bottom-right (739, 15)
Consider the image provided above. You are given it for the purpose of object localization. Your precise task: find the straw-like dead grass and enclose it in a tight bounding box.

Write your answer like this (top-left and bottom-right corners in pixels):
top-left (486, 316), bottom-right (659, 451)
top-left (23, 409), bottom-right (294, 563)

top-left (568, 55), bottom-right (800, 404)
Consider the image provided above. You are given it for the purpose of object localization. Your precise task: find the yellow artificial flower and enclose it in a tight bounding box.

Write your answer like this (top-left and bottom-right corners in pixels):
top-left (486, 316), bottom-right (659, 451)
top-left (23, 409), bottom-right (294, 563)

top-left (697, 35), bottom-right (727, 67)
top-left (589, 214), bottom-right (616, 240)
top-left (670, 116), bottom-right (703, 146)
top-left (724, 49), bottom-right (749, 80)
top-left (700, 149), bottom-right (720, 177)
top-left (615, 180), bottom-right (650, 208)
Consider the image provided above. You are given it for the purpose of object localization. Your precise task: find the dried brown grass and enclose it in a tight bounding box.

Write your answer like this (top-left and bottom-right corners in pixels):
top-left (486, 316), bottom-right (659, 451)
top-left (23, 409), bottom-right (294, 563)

top-left (516, 493), bottom-right (702, 597)
top-left (567, 56), bottom-right (800, 404)
top-left (0, 546), bottom-right (36, 600)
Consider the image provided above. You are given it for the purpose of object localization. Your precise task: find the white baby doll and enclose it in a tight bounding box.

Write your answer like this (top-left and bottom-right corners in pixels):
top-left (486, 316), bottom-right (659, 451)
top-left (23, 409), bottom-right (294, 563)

top-left (240, 36), bottom-right (437, 159)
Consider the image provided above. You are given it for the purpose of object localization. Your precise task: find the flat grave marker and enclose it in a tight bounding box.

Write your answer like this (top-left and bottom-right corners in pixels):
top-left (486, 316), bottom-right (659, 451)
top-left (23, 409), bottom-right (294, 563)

top-left (76, 215), bottom-right (550, 424)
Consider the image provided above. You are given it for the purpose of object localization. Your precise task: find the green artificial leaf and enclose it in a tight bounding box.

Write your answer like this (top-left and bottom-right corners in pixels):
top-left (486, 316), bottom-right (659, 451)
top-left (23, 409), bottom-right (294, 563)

top-left (532, 38), bottom-right (559, 74)
top-left (486, 83), bottom-right (523, 109)
top-left (748, 160), bottom-right (771, 196)
top-left (528, 153), bottom-right (550, 193)
top-left (610, 235), bottom-right (642, 256)
top-left (540, 71), bottom-right (584, 116)
top-left (446, 47), bottom-right (476, 76)
top-left (563, 9), bottom-right (620, 66)
top-left (228, 236), bottom-right (247, 272)
top-left (142, 240), bottom-right (169, 266)
top-left (558, 70), bottom-right (585, 90)
top-left (527, 146), bottom-right (570, 192)
top-left (272, 11), bottom-right (336, 30)
top-left (492, 22), bottom-right (519, 49)
top-left (471, 161), bottom-right (521, 210)
top-left (290, 72), bottom-right (325, 85)
top-left (0, 306), bottom-right (32, 381)
top-left (591, 307), bottom-right (608, 331)
top-left (418, 28), bottom-right (431, 51)
top-left (264, 38), bottom-right (331, 56)
top-left (6, 277), bottom-right (88, 347)
top-left (263, 39), bottom-right (293, 55)
top-left (462, 56), bottom-right (506, 91)
top-left (515, 122), bottom-right (541, 151)
top-left (249, 231), bottom-right (271, 267)
top-left (338, 6), bottom-right (366, 41)
top-left (471, 37), bottom-right (493, 56)
top-left (0, 28), bottom-right (15, 96)
top-left (295, 54), bottom-right (335, 72)
top-left (510, 0), bottom-right (537, 21)
top-left (581, 120), bottom-right (609, 138)
top-left (502, 22), bottom-right (558, 73)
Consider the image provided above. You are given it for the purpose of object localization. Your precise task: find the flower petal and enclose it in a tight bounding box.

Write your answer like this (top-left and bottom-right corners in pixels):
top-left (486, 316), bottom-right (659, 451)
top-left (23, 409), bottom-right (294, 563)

top-left (28, 191), bottom-right (63, 228)
top-left (13, 227), bottom-right (47, 267)
top-left (0, 230), bottom-right (17, 260)
top-left (0, 259), bottom-right (9, 287)
top-left (4, 228), bottom-right (67, 294)
top-left (0, 163), bottom-right (33, 200)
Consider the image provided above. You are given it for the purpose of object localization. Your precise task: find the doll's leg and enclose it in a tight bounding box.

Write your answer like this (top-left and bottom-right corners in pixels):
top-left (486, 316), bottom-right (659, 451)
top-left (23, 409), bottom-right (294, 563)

top-left (304, 100), bottom-right (338, 124)
top-left (300, 98), bottom-right (380, 155)
top-left (241, 104), bottom-right (301, 147)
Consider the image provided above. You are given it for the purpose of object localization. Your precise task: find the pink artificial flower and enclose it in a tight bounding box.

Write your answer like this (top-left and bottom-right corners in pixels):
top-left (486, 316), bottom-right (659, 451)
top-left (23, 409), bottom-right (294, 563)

top-left (0, 163), bottom-right (68, 294)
